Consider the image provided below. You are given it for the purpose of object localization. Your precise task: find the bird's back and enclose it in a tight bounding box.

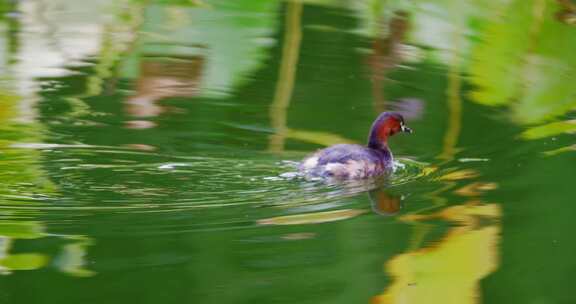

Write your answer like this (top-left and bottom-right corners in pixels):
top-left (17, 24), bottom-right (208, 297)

top-left (300, 144), bottom-right (392, 179)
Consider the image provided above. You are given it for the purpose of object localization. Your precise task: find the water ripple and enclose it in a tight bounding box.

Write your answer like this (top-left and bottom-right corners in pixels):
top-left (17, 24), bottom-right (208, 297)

top-left (0, 145), bottom-right (429, 234)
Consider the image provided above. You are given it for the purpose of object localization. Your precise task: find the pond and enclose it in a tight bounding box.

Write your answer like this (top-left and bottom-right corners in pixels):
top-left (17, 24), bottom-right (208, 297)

top-left (0, 0), bottom-right (575, 303)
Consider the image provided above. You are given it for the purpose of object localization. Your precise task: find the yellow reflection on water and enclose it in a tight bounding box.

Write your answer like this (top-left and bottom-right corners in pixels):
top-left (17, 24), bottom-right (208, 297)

top-left (269, 1), bottom-right (303, 153)
top-left (372, 201), bottom-right (501, 304)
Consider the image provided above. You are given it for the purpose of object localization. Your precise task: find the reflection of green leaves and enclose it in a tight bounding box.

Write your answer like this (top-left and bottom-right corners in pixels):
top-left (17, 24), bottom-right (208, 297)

top-left (0, 92), bottom-right (56, 196)
top-left (0, 1), bottom-right (15, 22)
top-left (469, 0), bottom-right (576, 124)
top-left (469, 0), bottom-right (532, 107)
top-left (121, 0), bottom-right (280, 98)
top-left (520, 120), bottom-right (576, 139)
top-left (544, 144), bottom-right (576, 156)
top-left (0, 221), bottom-right (44, 239)
top-left (0, 254), bottom-right (48, 270)
top-left (55, 240), bottom-right (97, 278)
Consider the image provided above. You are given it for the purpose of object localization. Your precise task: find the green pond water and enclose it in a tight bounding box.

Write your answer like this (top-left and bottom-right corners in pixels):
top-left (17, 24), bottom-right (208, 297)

top-left (0, 0), bottom-right (575, 303)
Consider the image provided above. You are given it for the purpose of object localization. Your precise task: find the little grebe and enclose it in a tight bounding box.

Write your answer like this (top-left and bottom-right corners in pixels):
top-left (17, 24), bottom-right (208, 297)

top-left (299, 112), bottom-right (412, 179)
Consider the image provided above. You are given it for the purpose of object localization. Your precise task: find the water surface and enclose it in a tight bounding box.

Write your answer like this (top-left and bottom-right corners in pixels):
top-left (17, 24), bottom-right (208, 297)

top-left (0, 0), bottom-right (575, 303)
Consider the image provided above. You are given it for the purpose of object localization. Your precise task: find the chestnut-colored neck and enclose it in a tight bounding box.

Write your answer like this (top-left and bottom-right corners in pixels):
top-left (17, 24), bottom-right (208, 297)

top-left (368, 133), bottom-right (388, 150)
top-left (368, 122), bottom-right (390, 150)
top-left (367, 114), bottom-right (397, 150)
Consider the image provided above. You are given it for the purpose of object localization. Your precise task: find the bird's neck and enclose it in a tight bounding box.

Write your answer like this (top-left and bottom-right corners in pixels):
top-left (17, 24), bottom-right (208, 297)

top-left (368, 132), bottom-right (389, 150)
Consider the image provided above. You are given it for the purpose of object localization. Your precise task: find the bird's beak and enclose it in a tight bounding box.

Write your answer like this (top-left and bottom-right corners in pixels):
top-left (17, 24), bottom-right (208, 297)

top-left (401, 125), bottom-right (413, 133)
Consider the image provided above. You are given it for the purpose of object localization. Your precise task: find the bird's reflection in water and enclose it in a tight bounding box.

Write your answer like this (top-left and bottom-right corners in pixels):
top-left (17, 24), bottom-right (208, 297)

top-left (369, 189), bottom-right (402, 216)
top-left (257, 174), bottom-right (408, 227)
top-left (321, 178), bottom-right (404, 217)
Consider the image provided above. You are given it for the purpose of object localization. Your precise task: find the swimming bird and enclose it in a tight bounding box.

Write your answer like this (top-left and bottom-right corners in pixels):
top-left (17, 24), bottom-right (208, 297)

top-left (299, 112), bottom-right (412, 179)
